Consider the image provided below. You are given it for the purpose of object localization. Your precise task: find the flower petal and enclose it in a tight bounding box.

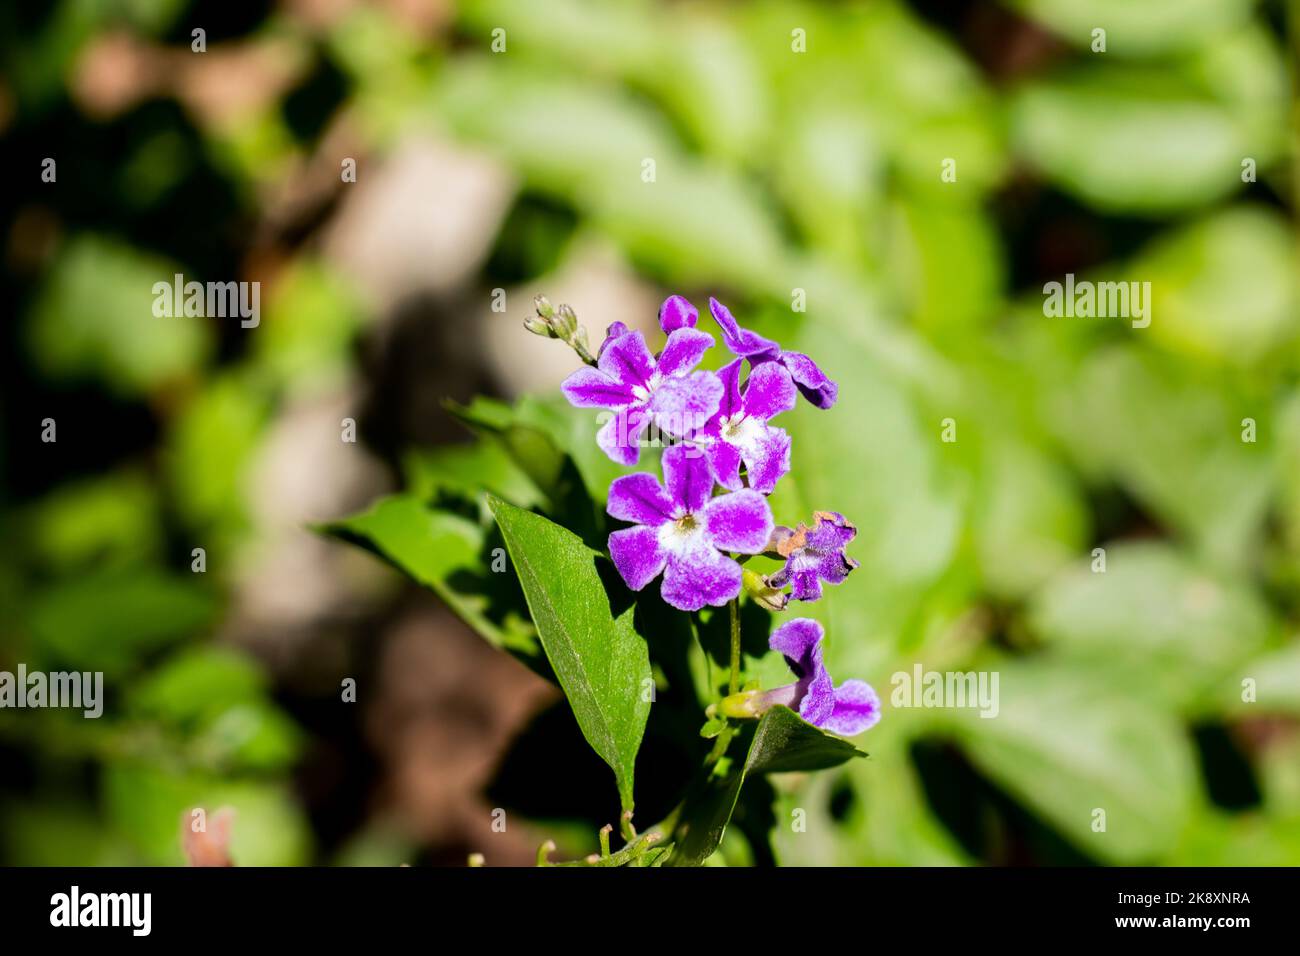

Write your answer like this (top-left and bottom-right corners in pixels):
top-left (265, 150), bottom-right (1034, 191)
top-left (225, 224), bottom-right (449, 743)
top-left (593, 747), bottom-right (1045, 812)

top-left (661, 444), bottom-right (714, 514)
top-left (781, 351), bottom-right (838, 409)
top-left (709, 298), bottom-right (780, 358)
top-left (736, 423), bottom-right (791, 495)
top-left (660, 543), bottom-right (742, 611)
top-left (741, 361), bottom-right (797, 421)
top-left (787, 568), bottom-right (824, 602)
top-left (597, 321), bottom-right (630, 359)
top-left (608, 526), bottom-right (669, 592)
top-left (562, 366), bottom-right (634, 409)
top-left (768, 618), bottom-right (825, 680)
top-left (804, 511), bottom-right (857, 552)
top-left (820, 680), bottom-right (881, 736)
top-left (798, 670), bottom-right (836, 727)
top-left (768, 617), bottom-right (835, 723)
top-left (656, 327), bottom-right (714, 378)
top-left (812, 548), bottom-right (858, 588)
top-left (705, 439), bottom-right (743, 491)
top-left (658, 295), bottom-right (698, 333)
top-left (712, 358), bottom-right (745, 424)
top-left (596, 409), bottom-right (646, 466)
top-left (701, 489), bottom-right (773, 554)
top-left (648, 370), bottom-right (723, 439)
top-left (607, 473), bottom-right (674, 526)
top-left (597, 329), bottom-right (656, 387)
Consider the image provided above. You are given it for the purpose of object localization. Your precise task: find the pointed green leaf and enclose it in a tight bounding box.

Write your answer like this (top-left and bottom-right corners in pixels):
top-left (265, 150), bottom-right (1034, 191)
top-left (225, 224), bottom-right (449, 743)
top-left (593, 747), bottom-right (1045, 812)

top-left (744, 705), bottom-right (867, 774)
top-left (488, 495), bottom-right (650, 811)
top-left (323, 494), bottom-right (541, 662)
top-left (670, 706), bottom-right (866, 865)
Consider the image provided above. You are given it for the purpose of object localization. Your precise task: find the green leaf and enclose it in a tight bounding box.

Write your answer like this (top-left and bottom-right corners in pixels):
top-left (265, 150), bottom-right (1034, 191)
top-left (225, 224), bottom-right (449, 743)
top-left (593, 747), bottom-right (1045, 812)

top-left (669, 769), bottom-right (745, 868)
top-left (488, 495), bottom-right (651, 811)
top-left (1012, 0), bottom-right (1255, 55)
top-left (164, 370), bottom-right (271, 539)
top-left (946, 659), bottom-right (1198, 863)
top-left (1131, 206), bottom-right (1297, 368)
top-left (251, 258), bottom-right (365, 395)
top-left (1054, 346), bottom-right (1272, 570)
top-left (1170, 810), bottom-right (1300, 866)
top-left (129, 647), bottom-right (268, 725)
top-left (1028, 542), bottom-right (1275, 713)
top-left (1010, 27), bottom-right (1287, 215)
top-left (1225, 644), bottom-right (1300, 717)
top-left (25, 471), bottom-right (163, 573)
top-left (104, 765), bottom-right (311, 865)
top-left (670, 707), bottom-right (865, 865)
top-left (448, 397), bottom-right (569, 498)
top-left (26, 236), bottom-right (213, 397)
top-left (26, 570), bottom-right (218, 679)
top-left (324, 494), bottom-right (540, 661)
top-left (973, 437), bottom-right (1089, 599)
top-left (745, 705), bottom-right (867, 775)
top-left (447, 397), bottom-right (603, 545)
top-left (403, 441), bottom-right (544, 511)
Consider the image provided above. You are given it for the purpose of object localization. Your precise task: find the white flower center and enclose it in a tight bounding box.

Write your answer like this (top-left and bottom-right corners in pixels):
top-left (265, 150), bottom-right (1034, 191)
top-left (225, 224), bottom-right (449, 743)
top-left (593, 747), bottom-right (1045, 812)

top-left (631, 372), bottom-right (662, 406)
top-left (658, 511), bottom-right (706, 556)
top-left (721, 413), bottom-right (762, 448)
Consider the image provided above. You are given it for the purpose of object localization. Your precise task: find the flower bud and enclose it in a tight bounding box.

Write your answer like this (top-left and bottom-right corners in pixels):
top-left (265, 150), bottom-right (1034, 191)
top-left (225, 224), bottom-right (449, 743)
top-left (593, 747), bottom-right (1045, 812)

top-left (523, 315), bottom-right (552, 337)
top-left (717, 689), bottom-right (764, 720)
top-left (553, 303), bottom-right (578, 340)
top-left (533, 294), bottom-right (555, 320)
top-left (743, 568), bottom-right (788, 612)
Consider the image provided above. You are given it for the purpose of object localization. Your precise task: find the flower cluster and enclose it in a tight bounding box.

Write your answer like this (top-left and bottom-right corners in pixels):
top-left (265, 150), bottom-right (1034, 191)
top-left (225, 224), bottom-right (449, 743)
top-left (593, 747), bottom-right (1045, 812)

top-left (540, 294), bottom-right (877, 736)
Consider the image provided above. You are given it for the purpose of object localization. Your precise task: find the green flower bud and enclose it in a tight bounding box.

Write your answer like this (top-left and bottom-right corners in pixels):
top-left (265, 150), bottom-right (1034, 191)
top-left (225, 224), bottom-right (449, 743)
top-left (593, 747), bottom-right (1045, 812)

top-left (553, 303), bottom-right (578, 340)
top-left (717, 689), bottom-right (764, 720)
top-left (523, 315), bottom-right (552, 337)
top-left (743, 568), bottom-right (788, 612)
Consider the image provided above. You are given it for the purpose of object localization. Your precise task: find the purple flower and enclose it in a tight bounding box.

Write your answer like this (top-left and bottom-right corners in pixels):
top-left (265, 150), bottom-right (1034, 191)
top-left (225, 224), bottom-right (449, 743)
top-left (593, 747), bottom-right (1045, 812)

top-left (761, 618), bottom-right (880, 736)
top-left (767, 511), bottom-right (859, 602)
top-left (607, 445), bottom-right (774, 611)
top-left (563, 302), bottom-right (720, 465)
top-left (700, 358), bottom-right (795, 494)
top-left (709, 298), bottom-right (838, 409)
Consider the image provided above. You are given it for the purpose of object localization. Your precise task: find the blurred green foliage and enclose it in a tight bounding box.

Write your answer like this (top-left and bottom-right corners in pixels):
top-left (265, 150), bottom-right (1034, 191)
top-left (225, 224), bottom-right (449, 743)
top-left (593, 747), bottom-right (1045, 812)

top-left (1, 0), bottom-right (1297, 866)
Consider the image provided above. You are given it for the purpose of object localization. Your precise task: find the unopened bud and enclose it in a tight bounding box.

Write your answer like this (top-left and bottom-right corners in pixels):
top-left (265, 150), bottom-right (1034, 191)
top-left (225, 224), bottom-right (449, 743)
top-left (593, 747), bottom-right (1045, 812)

top-left (743, 568), bottom-right (788, 612)
top-left (523, 315), bottom-right (552, 337)
top-left (717, 689), bottom-right (764, 720)
top-left (533, 294), bottom-right (555, 320)
top-left (553, 303), bottom-right (578, 340)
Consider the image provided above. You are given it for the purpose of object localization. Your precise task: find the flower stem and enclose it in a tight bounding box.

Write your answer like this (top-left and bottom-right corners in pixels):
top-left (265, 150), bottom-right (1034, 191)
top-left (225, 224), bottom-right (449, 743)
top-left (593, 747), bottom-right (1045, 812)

top-left (728, 597), bottom-right (741, 695)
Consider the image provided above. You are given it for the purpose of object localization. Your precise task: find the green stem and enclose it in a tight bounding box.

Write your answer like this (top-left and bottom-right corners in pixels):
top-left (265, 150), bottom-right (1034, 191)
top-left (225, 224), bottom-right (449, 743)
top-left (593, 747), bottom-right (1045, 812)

top-left (728, 597), bottom-right (741, 695)
top-left (705, 724), bottom-right (733, 767)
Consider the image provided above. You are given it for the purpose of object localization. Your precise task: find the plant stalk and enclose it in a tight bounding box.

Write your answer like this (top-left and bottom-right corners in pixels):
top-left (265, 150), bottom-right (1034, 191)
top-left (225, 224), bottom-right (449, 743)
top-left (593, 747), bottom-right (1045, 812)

top-left (728, 597), bottom-right (741, 695)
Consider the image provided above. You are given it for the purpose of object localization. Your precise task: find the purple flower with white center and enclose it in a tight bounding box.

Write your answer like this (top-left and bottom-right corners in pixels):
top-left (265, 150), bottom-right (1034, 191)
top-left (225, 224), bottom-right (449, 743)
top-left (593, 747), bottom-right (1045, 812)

top-left (700, 358), bottom-right (795, 494)
top-left (759, 618), bottom-right (880, 736)
top-left (562, 300), bottom-right (720, 465)
top-left (709, 297), bottom-right (838, 409)
top-left (606, 445), bottom-right (774, 612)
top-left (766, 511), bottom-right (859, 602)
